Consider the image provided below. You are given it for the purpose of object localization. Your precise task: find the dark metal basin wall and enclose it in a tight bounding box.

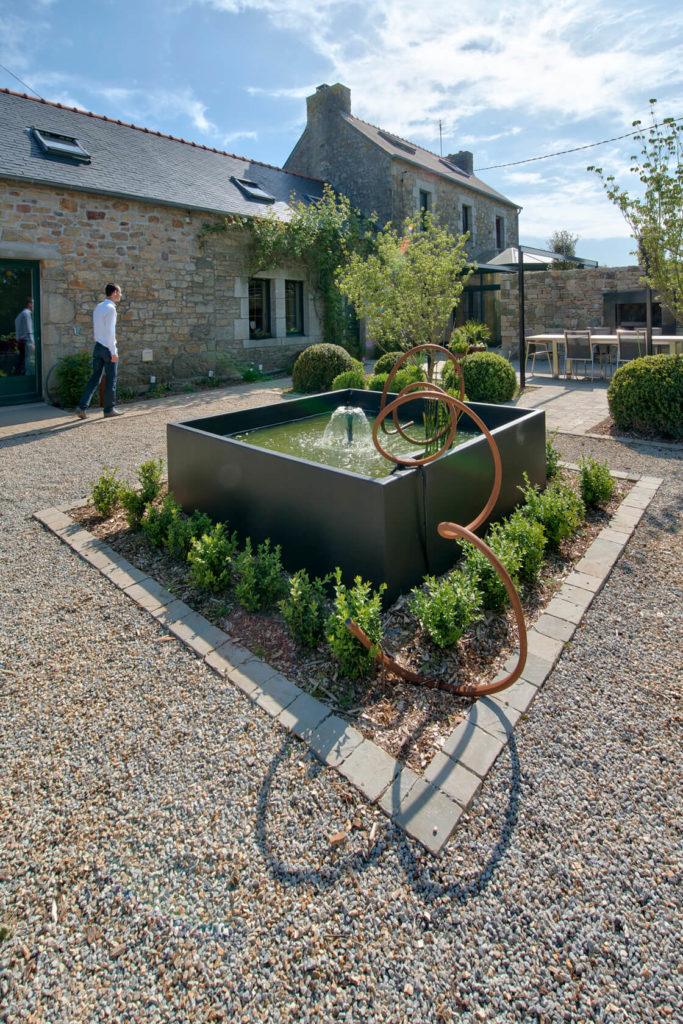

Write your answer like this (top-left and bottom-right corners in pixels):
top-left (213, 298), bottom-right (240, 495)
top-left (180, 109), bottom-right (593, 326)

top-left (167, 390), bottom-right (545, 603)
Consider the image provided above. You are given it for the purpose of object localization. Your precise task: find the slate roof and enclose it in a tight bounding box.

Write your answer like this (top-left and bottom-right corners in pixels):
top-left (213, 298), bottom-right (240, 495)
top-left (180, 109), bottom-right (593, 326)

top-left (343, 113), bottom-right (519, 209)
top-left (0, 89), bottom-right (325, 217)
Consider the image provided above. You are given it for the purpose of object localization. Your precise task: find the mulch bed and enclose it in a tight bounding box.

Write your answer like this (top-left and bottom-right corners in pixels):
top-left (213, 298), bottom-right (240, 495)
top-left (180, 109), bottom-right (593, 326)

top-left (71, 472), bottom-right (630, 773)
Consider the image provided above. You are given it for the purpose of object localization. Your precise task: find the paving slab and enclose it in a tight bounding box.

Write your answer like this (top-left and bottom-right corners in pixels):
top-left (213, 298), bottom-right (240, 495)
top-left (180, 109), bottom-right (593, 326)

top-left (440, 719), bottom-right (507, 778)
top-left (534, 613), bottom-right (577, 643)
top-left (526, 629), bottom-right (566, 664)
top-left (337, 739), bottom-right (401, 803)
top-left (380, 770), bottom-right (464, 855)
top-left (563, 569), bottom-right (605, 593)
top-left (544, 597), bottom-right (586, 625)
top-left (253, 673), bottom-right (302, 717)
top-left (278, 692), bottom-right (331, 737)
top-left (123, 578), bottom-right (173, 612)
top-left (208, 639), bottom-right (253, 673)
top-left (423, 753), bottom-right (482, 809)
top-left (228, 658), bottom-right (280, 696)
top-left (305, 715), bottom-right (364, 768)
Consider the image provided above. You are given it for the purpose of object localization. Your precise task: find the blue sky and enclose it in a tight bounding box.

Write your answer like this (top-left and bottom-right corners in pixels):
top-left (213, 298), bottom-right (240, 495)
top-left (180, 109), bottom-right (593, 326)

top-left (2, 0), bottom-right (682, 266)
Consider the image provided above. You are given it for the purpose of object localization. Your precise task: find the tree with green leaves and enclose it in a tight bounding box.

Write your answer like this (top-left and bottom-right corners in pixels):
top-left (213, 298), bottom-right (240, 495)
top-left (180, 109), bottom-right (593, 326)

top-left (589, 100), bottom-right (683, 321)
top-left (547, 229), bottom-right (579, 269)
top-left (336, 212), bottom-right (472, 352)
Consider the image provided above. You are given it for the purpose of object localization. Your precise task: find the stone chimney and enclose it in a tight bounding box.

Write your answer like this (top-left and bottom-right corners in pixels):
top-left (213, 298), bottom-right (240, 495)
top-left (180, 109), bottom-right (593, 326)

top-left (446, 150), bottom-right (474, 175)
top-left (285, 83), bottom-right (351, 182)
top-left (306, 83), bottom-right (351, 120)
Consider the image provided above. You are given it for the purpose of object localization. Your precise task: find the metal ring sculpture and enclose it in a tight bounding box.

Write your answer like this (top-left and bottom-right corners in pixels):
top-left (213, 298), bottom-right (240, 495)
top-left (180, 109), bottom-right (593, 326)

top-left (347, 343), bottom-right (527, 698)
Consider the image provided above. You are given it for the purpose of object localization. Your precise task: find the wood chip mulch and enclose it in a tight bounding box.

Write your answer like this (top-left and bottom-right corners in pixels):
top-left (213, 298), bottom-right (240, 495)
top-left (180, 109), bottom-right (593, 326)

top-left (71, 473), bottom-right (630, 772)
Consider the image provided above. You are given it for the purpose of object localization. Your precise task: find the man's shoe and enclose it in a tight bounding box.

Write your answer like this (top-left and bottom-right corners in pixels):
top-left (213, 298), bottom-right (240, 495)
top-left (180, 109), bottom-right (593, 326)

top-left (75, 407), bottom-right (86, 420)
top-left (103, 408), bottom-right (124, 418)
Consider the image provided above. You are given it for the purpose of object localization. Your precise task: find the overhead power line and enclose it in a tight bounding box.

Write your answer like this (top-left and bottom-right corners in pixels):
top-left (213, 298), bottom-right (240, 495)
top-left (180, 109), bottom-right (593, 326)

top-left (475, 116), bottom-right (683, 171)
top-left (0, 62), bottom-right (44, 100)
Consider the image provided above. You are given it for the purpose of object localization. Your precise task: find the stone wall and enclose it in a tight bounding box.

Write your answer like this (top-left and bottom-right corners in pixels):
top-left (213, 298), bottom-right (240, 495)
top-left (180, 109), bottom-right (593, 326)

top-left (499, 265), bottom-right (647, 352)
top-left (0, 181), bottom-right (322, 396)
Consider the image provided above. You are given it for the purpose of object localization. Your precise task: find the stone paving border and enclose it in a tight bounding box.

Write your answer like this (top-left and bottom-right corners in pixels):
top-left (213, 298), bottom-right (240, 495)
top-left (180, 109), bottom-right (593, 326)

top-left (34, 471), bottom-right (662, 855)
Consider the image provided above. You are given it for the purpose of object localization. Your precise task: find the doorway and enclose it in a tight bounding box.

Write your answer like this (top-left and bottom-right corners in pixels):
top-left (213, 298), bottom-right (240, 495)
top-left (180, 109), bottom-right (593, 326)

top-left (0, 260), bottom-right (41, 404)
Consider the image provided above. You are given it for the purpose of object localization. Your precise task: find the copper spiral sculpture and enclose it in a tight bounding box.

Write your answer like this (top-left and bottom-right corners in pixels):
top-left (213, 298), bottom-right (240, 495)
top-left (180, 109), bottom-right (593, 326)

top-left (347, 343), bottom-right (527, 698)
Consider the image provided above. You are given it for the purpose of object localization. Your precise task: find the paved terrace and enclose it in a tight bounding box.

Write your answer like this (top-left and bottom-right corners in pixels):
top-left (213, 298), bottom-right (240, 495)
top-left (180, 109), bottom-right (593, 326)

top-left (0, 377), bottom-right (681, 1023)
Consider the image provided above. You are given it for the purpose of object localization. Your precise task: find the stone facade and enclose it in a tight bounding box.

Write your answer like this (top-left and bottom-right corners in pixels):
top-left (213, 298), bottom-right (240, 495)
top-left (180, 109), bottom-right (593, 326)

top-left (499, 265), bottom-right (655, 353)
top-left (0, 181), bottom-right (322, 394)
top-left (285, 84), bottom-right (519, 257)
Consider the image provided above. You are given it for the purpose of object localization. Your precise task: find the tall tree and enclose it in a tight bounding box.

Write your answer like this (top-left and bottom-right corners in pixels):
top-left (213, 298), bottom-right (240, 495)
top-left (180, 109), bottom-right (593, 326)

top-left (589, 100), bottom-right (683, 321)
top-left (547, 229), bottom-right (579, 269)
top-left (336, 212), bottom-right (471, 352)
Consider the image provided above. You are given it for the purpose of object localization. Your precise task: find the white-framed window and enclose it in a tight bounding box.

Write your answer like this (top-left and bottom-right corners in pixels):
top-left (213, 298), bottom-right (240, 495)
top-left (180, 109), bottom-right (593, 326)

top-left (249, 278), bottom-right (271, 338)
top-left (285, 280), bottom-right (304, 335)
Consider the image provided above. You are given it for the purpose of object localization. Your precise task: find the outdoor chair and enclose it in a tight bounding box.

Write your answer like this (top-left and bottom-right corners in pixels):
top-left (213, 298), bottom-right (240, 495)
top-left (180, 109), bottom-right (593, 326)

top-left (563, 330), bottom-right (595, 378)
top-left (616, 329), bottom-right (646, 368)
top-left (525, 338), bottom-right (553, 377)
top-left (590, 326), bottom-right (615, 378)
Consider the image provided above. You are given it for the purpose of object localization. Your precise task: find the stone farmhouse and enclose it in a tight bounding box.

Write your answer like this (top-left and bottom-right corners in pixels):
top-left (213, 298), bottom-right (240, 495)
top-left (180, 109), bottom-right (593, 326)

top-left (0, 83), bottom-right (653, 405)
top-left (0, 89), bottom-right (326, 405)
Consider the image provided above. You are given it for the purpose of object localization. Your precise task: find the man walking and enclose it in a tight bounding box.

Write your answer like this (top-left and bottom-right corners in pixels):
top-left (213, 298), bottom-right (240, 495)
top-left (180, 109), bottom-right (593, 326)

top-left (14, 297), bottom-right (35, 376)
top-left (76, 283), bottom-right (124, 419)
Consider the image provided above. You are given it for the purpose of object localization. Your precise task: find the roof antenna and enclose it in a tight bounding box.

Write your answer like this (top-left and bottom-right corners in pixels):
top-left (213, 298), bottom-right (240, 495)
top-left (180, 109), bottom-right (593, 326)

top-left (438, 119), bottom-right (443, 156)
top-left (0, 62), bottom-right (44, 100)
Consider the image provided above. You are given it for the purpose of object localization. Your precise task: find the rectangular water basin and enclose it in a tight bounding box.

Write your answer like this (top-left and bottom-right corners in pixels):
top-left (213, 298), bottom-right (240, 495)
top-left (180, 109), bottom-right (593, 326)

top-left (167, 389), bottom-right (546, 604)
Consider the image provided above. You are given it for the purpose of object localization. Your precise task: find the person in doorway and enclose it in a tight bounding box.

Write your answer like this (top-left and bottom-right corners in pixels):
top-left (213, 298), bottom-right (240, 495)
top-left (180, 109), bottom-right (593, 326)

top-left (14, 297), bottom-right (35, 376)
top-left (75, 283), bottom-right (124, 419)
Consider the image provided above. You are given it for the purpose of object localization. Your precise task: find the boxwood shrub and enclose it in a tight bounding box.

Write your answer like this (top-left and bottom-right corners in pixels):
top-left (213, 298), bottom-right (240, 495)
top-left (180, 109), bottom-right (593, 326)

top-left (331, 368), bottom-right (367, 390)
top-left (607, 354), bottom-right (683, 438)
top-left (373, 350), bottom-right (406, 375)
top-left (291, 344), bottom-right (359, 393)
top-left (459, 351), bottom-right (517, 402)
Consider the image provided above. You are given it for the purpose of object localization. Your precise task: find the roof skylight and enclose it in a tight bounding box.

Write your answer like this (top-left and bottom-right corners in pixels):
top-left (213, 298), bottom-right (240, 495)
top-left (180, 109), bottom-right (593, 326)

top-left (232, 176), bottom-right (275, 203)
top-left (377, 130), bottom-right (416, 155)
top-left (439, 158), bottom-right (469, 177)
top-left (33, 128), bottom-right (91, 163)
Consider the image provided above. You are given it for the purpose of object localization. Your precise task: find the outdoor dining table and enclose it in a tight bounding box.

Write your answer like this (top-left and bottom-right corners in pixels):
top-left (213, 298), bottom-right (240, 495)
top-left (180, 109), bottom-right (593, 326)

top-left (525, 334), bottom-right (683, 377)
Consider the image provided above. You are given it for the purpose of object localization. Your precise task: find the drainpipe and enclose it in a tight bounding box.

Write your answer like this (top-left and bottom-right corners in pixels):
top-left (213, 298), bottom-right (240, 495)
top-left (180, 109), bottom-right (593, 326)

top-left (646, 284), bottom-right (653, 356)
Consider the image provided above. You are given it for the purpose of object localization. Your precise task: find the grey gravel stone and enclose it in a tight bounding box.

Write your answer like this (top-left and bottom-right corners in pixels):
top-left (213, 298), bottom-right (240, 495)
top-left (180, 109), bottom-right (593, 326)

top-left (0, 392), bottom-right (681, 1023)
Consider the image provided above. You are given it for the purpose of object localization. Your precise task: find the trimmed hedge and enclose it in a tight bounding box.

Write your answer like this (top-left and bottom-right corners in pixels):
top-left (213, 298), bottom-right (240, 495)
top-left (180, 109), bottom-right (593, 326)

top-left (459, 351), bottom-right (517, 403)
top-left (292, 344), bottom-right (359, 393)
top-left (607, 354), bottom-right (683, 438)
top-left (331, 368), bottom-right (367, 390)
top-left (373, 350), bottom-right (406, 375)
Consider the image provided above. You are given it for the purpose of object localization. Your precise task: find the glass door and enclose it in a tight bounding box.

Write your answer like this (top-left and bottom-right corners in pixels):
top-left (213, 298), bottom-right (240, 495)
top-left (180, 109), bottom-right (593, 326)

top-left (0, 260), bottom-right (41, 404)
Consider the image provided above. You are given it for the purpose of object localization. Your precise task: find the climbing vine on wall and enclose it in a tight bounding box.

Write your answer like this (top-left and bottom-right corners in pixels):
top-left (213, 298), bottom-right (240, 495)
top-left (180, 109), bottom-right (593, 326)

top-left (199, 185), bottom-right (376, 355)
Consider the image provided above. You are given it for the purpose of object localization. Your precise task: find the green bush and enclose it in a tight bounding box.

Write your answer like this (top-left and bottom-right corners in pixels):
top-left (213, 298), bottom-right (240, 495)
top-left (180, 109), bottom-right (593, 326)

top-left (55, 352), bottom-right (92, 408)
top-left (502, 509), bottom-right (547, 585)
top-left (233, 538), bottom-right (287, 611)
top-left (331, 368), bottom-right (367, 390)
top-left (326, 569), bottom-right (386, 679)
top-left (520, 474), bottom-right (585, 550)
top-left (90, 467), bottom-right (123, 517)
top-left (579, 456), bottom-right (615, 509)
top-left (279, 569), bottom-right (329, 648)
top-left (291, 344), bottom-right (359, 393)
top-left (367, 364), bottom-right (425, 392)
top-left (165, 508), bottom-right (213, 561)
top-left (464, 526), bottom-right (523, 612)
top-left (460, 351), bottom-right (517, 403)
top-left (545, 430), bottom-right (562, 480)
top-left (141, 493), bottom-right (183, 548)
top-left (119, 486), bottom-right (146, 530)
top-left (607, 354), bottom-right (683, 438)
top-left (137, 458), bottom-right (164, 505)
top-left (373, 350), bottom-right (406, 375)
top-left (187, 522), bottom-right (238, 593)
top-left (410, 570), bottom-right (481, 647)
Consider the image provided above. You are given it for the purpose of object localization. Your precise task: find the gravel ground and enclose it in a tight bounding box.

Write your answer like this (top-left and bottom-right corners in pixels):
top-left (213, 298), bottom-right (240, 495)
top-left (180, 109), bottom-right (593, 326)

top-left (1, 389), bottom-right (681, 1024)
